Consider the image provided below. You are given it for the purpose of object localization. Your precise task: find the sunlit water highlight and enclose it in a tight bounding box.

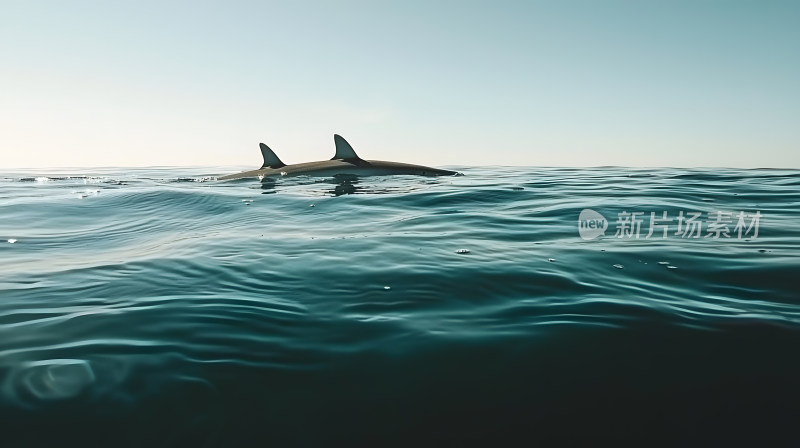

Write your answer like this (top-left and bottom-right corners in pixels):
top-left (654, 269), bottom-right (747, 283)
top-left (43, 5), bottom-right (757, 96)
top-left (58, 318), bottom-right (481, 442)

top-left (1, 167), bottom-right (799, 445)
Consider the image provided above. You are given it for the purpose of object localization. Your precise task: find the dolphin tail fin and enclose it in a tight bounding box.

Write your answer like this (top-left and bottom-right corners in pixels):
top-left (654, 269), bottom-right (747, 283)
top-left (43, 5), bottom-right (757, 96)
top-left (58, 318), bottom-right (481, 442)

top-left (331, 134), bottom-right (362, 160)
top-left (260, 143), bottom-right (285, 168)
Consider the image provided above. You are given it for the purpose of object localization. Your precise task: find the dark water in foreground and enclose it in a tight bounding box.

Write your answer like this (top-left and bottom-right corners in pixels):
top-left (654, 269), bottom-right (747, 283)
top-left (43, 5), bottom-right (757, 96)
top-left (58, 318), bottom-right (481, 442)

top-left (1, 167), bottom-right (799, 446)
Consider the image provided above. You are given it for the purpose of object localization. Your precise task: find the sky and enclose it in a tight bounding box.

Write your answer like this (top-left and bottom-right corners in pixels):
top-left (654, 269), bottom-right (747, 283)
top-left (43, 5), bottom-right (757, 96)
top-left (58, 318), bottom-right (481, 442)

top-left (1, 0), bottom-right (798, 168)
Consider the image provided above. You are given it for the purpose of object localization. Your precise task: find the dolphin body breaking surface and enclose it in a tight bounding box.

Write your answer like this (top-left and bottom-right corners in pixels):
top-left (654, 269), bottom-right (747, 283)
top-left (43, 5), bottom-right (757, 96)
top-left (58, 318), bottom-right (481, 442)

top-left (218, 134), bottom-right (458, 181)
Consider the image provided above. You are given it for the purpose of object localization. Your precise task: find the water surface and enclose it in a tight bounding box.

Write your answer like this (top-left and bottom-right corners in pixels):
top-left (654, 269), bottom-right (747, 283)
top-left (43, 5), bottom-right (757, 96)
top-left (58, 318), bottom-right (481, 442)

top-left (1, 167), bottom-right (799, 445)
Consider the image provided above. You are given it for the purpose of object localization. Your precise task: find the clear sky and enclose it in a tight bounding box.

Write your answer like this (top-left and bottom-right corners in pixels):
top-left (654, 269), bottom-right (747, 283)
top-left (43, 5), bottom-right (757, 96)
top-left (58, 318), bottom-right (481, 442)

top-left (2, 0), bottom-right (798, 168)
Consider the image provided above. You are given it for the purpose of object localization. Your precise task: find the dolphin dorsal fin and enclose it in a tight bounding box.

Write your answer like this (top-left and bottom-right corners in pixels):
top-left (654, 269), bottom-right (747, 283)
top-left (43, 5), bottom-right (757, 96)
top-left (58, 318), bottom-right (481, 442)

top-left (332, 134), bottom-right (361, 160)
top-left (260, 143), bottom-right (285, 168)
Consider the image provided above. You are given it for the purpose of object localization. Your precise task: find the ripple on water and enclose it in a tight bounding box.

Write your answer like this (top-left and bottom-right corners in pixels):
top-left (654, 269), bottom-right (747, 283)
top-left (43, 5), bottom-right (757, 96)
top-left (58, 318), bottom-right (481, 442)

top-left (0, 166), bottom-right (798, 442)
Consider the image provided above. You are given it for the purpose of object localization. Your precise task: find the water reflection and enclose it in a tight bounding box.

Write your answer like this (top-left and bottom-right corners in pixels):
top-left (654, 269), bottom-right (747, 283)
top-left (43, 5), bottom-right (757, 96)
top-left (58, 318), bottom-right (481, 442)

top-left (260, 178), bottom-right (277, 194)
top-left (328, 175), bottom-right (361, 196)
top-left (259, 175), bottom-right (363, 196)
top-left (255, 174), bottom-right (440, 196)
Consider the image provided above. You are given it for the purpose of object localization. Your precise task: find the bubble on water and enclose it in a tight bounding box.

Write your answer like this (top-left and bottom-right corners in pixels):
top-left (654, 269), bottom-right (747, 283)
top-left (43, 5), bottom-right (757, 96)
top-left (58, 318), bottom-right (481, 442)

top-left (455, 249), bottom-right (470, 254)
top-left (384, 286), bottom-right (391, 290)
top-left (613, 264), bottom-right (624, 269)
top-left (667, 265), bottom-right (678, 269)
top-left (658, 261), bottom-right (670, 265)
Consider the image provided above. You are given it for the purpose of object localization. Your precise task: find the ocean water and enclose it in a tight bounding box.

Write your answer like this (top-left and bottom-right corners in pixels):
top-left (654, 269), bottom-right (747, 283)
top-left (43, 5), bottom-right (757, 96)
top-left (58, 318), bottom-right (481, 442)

top-left (1, 166), bottom-right (799, 446)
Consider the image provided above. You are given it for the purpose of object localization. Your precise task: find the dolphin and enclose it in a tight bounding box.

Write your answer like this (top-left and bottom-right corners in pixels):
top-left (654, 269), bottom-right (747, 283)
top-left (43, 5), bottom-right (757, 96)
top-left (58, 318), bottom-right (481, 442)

top-left (218, 134), bottom-right (458, 181)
